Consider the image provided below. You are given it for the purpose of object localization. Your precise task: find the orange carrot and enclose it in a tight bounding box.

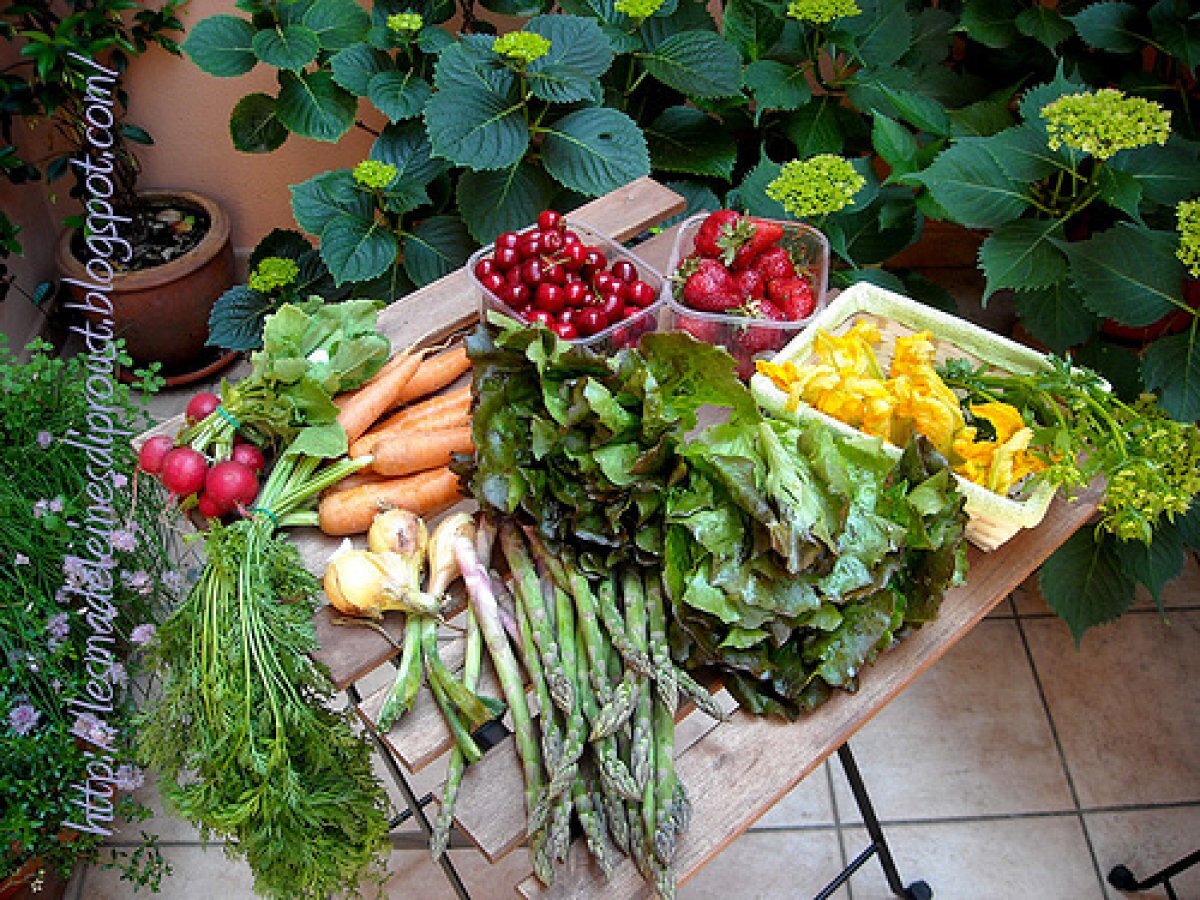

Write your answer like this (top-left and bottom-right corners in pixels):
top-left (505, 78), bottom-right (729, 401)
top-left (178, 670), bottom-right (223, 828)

top-left (370, 426), bottom-right (475, 477)
top-left (335, 347), bottom-right (424, 443)
top-left (396, 345), bottom-right (471, 404)
top-left (350, 407), bottom-right (473, 458)
top-left (317, 467), bottom-right (463, 536)
top-left (320, 468), bottom-right (389, 497)
top-left (348, 388), bottom-right (472, 458)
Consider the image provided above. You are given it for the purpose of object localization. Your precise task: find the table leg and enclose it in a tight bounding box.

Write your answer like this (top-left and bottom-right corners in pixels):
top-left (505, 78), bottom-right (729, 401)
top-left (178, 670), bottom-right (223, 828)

top-left (812, 743), bottom-right (932, 900)
top-left (1108, 848), bottom-right (1200, 900)
top-left (347, 682), bottom-right (474, 900)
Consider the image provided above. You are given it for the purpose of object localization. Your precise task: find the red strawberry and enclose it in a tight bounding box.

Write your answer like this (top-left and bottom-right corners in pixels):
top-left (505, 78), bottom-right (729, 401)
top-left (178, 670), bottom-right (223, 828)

top-left (737, 298), bottom-right (789, 355)
top-left (723, 219), bottom-right (786, 270)
top-left (676, 314), bottom-right (723, 344)
top-left (754, 245), bottom-right (797, 281)
top-left (681, 258), bottom-right (740, 312)
top-left (767, 276), bottom-right (816, 320)
top-left (733, 268), bottom-right (766, 300)
top-left (694, 209), bottom-right (743, 258)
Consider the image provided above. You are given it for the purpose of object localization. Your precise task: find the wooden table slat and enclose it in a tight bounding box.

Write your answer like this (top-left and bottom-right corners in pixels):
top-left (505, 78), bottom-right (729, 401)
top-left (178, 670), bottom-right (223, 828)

top-left (518, 485), bottom-right (1103, 898)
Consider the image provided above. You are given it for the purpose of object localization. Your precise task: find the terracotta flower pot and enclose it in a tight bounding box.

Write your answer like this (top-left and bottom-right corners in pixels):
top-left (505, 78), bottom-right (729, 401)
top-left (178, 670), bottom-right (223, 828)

top-left (1100, 276), bottom-right (1200, 346)
top-left (55, 189), bottom-right (238, 383)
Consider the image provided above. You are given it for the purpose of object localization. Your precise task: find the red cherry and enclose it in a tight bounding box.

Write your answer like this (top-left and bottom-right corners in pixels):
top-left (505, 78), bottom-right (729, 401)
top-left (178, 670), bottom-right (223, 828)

top-left (601, 279), bottom-right (628, 302)
top-left (529, 309), bottom-right (555, 328)
top-left (537, 209), bottom-right (564, 231)
top-left (543, 263), bottom-right (566, 285)
top-left (593, 272), bottom-right (616, 295)
top-left (599, 293), bottom-right (625, 322)
top-left (563, 230), bottom-right (581, 246)
top-left (582, 247), bottom-right (606, 270)
top-left (577, 307), bottom-right (608, 336)
top-left (562, 242), bottom-right (587, 269)
top-left (480, 272), bottom-right (505, 295)
top-left (493, 246), bottom-right (520, 270)
top-left (517, 232), bottom-right (542, 259)
top-left (473, 258), bottom-right (496, 279)
top-left (496, 231), bottom-right (520, 250)
top-left (559, 308), bottom-right (577, 325)
top-left (611, 259), bottom-right (637, 283)
top-left (501, 282), bottom-right (531, 307)
top-left (565, 281), bottom-right (590, 305)
top-left (551, 321), bottom-right (578, 340)
top-left (521, 258), bottom-right (545, 286)
top-left (627, 280), bottom-right (657, 308)
top-left (540, 230), bottom-right (564, 253)
top-left (535, 283), bottom-right (566, 313)
top-left (505, 266), bottom-right (524, 285)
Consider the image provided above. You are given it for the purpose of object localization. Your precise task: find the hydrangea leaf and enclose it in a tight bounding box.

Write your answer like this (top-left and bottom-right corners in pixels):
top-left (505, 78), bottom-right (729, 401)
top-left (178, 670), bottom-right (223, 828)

top-left (958, 0), bottom-right (1019, 48)
top-left (183, 15), bottom-right (258, 77)
top-left (290, 170), bottom-right (372, 235)
top-left (330, 43), bottom-right (393, 96)
top-left (1069, 1), bottom-right (1143, 53)
top-left (456, 162), bottom-right (558, 244)
top-left (320, 216), bottom-right (399, 285)
top-left (978, 218), bottom-right (1068, 301)
top-left (1040, 530), bottom-right (1138, 645)
top-left (1109, 142), bottom-right (1200, 207)
top-left (645, 106), bottom-right (737, 180)
top-left (743, 60), bottom-right (811, 121)
top-left (907, 139), bottom-right (1030, 228)
top-left (1114, 522), bottom-right (1186, 612)
top-left (229, 93), bottom-right (288, 153)
top-left (367, 70), bottom-right (431, 122)
top-left (525, 15), bottom-right (614, 103)
top-left (402, 215), bottom-right (474, 286)
top-left (836, 0), bottom-right (913, 68)
top-left (207, 285), bottom-right (275, 351)
top-left (302, 0), bottom-right (372, 50)
top-left (1012, 282), bottom-right (1100, 352)
top-left (723, 0), bottom-right (784, 62)
top-left (1142, 330), bottom-right (1200, 422)
top-left (371, 121), bottom-right (443, 213)
top-left (424, 85), bottom-right (528, 170)
top-left (1065, 223), bottom-right (1183, 326)
top-left (252, 25), bottom-right (320, 70)
top-left (1015, 6), bottom-right (1072, 50)
top-left (637, 31), bottom-right (742, 99)
top-left (276, 70), bottom-right (357, 143)
top-left (541, 107), bottom-right (649, 196)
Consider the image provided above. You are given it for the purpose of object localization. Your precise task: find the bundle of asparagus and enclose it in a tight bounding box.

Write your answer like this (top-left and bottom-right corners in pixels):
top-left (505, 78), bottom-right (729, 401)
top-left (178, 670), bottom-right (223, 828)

top-left (442, 514), bottom-right (725, 898)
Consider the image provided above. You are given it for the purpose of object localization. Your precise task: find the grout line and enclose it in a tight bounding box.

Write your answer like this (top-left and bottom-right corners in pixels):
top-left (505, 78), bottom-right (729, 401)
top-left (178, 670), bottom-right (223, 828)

top-left (1012, 612), bottom-right (1109, 897)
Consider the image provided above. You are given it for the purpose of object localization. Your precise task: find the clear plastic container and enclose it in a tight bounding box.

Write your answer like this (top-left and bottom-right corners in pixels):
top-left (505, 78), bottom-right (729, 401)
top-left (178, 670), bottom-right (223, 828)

top-left (467, 218), bottom-right (664, 354)
top-left (662, 213), bottom-right (831, 378)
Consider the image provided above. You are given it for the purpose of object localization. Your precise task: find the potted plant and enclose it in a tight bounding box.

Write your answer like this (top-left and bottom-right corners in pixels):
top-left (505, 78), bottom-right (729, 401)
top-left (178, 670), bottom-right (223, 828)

top-left (0, 338), bottom-right (179, 896)
top-left (2, 0), bottom-right (240, 384)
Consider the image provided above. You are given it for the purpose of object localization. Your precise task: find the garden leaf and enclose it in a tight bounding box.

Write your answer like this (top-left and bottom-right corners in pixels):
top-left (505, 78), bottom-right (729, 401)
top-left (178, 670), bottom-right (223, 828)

top-left (1069, 1), bottom-right (1143, 53)
top-left (432, 35), bottom-right (514, 93)
top-left (728, 155), bottom-right (788, 219)
top-left (371, 121), bottom-right (443, 213)
top-left (290, 170), bottom-right (372, 235)
top-left (1066, 224), bottom-right (1183, 326)
top-left (638, 31), bottom-right (742, 99)
top-left (958, 0), bottom-right (1019, 48)
top-left (645, 106), bottom-right (736, 180)
top-left (424, 85), bottom-right (528, 170)
top-left (456, 162), bottom-right (557, 244)
top-left (250, 229), bottom-right (313, 269)
top-left (525, 15), bottom-right (614, 103)
top-left (838, 0), bottom-right (912, 68)
top-left (1096, 165), bottom-right (1143, 222)
top-left (207, 285), bottom-right (275, 351)
top-left (640, 1), bottom-right (717, 51)
top-left (330, 44), bottom-right (392, 96)
top-left (1015, 6), bottom-right (1072, 49)
top-left (541, 107), bottom-right (649, 197)
top-left (908, 139), bottom-right (1030, 228)
top-left (1142, 330), bottom-right (1200, 422)
top-left (252, 25), bottom-right (319, 70)
top-left (781, 96), bottom-right (850, 156)
top-left (1012, 282), bottom-right (1100, 352)
top-left (978, 218), bottom-right (1067, 300)
top-left (1040, 530), bottom-right (1137, 645)
top-left (1110, 142), bottom-right (1200, 207)
top-left (1148, 0), bottom-right (1200, 71)
top-left (478, 0), bottom-right (551, 15)
top-left (871, 114), bottom-right (918, 176)
top-left (320, 216), bottom-right (399, 285)
top-left (276, 70), bottom-right (357, 142)
top-left (403, 215), bottom-right (474, 286)
top-left (742, 61), bottom-right (810, 120)
top-left (723, 0), bottom-right (784, 62)
top-left (984, 124), bottom-right (1063, 183)
top-left (302, 0), bottom-right (371, 50)
top-left (662, 179), bottom-right (722, 227)
top-left (183, 15), bottom-right (258, 77)
top-left (368, 71), bottom-right (431, 122)
top-left (229, 93), bottom-right (288, 152)
top-left (1114, 523), bottom-right (1186, 612)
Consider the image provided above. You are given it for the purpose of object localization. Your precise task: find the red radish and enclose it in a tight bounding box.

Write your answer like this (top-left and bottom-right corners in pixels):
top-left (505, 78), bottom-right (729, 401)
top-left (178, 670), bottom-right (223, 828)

top-left (230, 442), bottom-right (267, 473)
top-left (185, 392), bottom-right (220, 423)
top-left (160, 447), bottom-right (209, 497)
top-left (204, 461), bottom-right (259, 513)
top-left (196, 492), bottom-right (225, 519)
top-left (137, 435), bottom-right (176, 475)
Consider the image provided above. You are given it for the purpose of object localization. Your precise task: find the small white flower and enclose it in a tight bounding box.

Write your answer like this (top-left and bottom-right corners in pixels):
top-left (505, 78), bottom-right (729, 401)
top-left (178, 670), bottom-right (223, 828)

top-left (14, 553), bottom-right (30, 567)
top-left (130, 623), bottom-right (157, 646)
top-left (36, 431), bottom-right (53, 449)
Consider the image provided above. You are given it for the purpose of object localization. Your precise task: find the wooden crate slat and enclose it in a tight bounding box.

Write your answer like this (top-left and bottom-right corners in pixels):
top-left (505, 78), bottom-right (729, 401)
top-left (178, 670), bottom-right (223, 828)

top-left (518, 485), bottom-right (1102, 898)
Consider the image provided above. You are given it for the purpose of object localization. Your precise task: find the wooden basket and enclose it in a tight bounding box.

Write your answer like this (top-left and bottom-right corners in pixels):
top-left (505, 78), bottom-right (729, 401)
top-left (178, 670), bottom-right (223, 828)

top-left (750, 282), bottom-right (1059, 551)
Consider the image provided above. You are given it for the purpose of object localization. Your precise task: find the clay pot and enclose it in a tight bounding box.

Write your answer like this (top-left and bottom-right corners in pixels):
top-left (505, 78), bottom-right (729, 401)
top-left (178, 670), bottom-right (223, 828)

top-left (1100, 276), bottom-right (1200, 346)
top-left (55, 189), bottom-right (237, 384)
top-left (0, 857), bottom-right (69, 900)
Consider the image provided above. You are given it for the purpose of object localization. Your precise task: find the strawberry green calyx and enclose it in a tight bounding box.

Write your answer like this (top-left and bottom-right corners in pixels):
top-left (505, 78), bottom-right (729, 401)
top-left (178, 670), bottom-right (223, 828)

top-left (766, 154), bottom-right (864, 218)
top-left (493, 32), bottom-right (551, 65)
top-left (785, 0), bottom-right (861, 25)
top-left (1040, 89), bottom-right (1170, 161)
top-left (353, 160), bottom-right (398, 190)
top-left (714, 218), bottom-right (759, 267)
top-left (1176, 199), bottom-right (1200, 278)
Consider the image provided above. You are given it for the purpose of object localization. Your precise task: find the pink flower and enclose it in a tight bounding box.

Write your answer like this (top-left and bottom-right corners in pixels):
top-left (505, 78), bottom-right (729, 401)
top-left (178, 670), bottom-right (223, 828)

top-left (8, 703), bottom-right (40, 736)
top-left (110, 529), bottom-right (137, 552)
top-left (130, 623), bottom-right (156, 646)
top-left (113, 764), bottom-right (145, 792)
top-left (36, 431), bottom-right (53, 449)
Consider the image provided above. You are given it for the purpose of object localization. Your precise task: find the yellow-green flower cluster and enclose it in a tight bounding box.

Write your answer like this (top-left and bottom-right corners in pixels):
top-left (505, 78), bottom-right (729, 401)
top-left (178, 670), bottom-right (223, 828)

top-left (386, 12), bottom-right (423, 33)
top-left (785, 0), bottom-right (861, 25)
top-left (614, 0), bottom-right (665, 19)
top-left (492, 32), bottom-right (551, 64)
top-left (1177, 199), bottom-right (1200, 278)
top-left (248, 257), bottom-right (299, 294)
top-left (1040, 89), bottom-right (1171, 160)
top-left (352, 159), bottom-right (398, 190)
top-left (766, 154), bottom-right (865, 218)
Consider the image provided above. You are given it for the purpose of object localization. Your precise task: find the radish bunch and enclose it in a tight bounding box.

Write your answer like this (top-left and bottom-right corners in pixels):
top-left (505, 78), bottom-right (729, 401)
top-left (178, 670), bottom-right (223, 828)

top-left (137, 391), bottom-right (267, 519)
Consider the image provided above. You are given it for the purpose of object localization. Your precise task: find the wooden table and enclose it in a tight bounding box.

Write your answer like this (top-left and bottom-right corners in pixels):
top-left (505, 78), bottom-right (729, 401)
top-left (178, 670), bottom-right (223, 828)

top-left (172, 178), bottom-right (1104, 898)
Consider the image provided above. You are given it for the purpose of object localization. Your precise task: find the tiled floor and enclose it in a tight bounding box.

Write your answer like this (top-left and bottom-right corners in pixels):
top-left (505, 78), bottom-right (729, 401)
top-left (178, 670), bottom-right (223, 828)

top-left (65, 558), bottom-right (1200, 899)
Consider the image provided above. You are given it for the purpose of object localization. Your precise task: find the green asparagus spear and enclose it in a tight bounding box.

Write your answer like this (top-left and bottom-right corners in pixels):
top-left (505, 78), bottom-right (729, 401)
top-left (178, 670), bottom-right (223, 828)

top-left (574, 765), bottom-right (615, 878)
top-left (595, 575), bottom-right (654, 677)
top-left (512, 574), bottom-right (563, 772)
top-left (422, 616), bottom-right (506, 730)
top-left (377, 615), bottom-right (424, 730)
top-left (645, 577), bottom-right (679, 712)
top-left (544, 582), bottom-right (586, 800)
top-left (624, 569), bottom-right (654, 793)
top-left (648, 573), bottom-right (681, 866)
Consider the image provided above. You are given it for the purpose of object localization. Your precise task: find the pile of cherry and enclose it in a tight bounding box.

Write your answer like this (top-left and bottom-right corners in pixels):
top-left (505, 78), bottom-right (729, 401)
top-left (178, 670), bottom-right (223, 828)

top-left (136, 392), bottom-right (265, 519)
top-left (473, 209), bottom-right (659, 341)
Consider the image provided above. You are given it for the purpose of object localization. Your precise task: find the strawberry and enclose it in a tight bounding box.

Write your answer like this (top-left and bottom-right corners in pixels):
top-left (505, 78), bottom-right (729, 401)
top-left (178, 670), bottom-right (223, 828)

top-left (767, 276), bottom-right (816, 320)
top-left (737, 298), bottom-right (789, 356)
top-left (754, 245), bottom-right (797, 281)
top-left (694, 209), bottom-right (743, 258)
top-left (676, 314), bottom-right (723, 344)
top-left (733, 267), bottom-right (766, 300)
top-left (681, 258), bottom-right (740, 312)
top-left (722, 219), bottom-right (786, 270)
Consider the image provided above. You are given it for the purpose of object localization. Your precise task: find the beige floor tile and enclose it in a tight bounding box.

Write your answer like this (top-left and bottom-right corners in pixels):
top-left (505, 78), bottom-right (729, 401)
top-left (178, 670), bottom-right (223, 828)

top-left (105, 769), bottom-right (203, 844)
top-left (752, 761), bottom-right (837, 829)
top-left (1014, 553), bottom-right (1200, 617)
top-left (844, 816), bottom-right (1102, 900)
top-left (74, 842), bottom-right (256, 899)
top-left (1024, 610), bottom-right (1200, 808)
top-left (831, 619), bottom-right (1072, 824)
top-left (1084, 806), bottom-right (1200, 900)
top-left (680, 828), bottom-right (848, 899)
